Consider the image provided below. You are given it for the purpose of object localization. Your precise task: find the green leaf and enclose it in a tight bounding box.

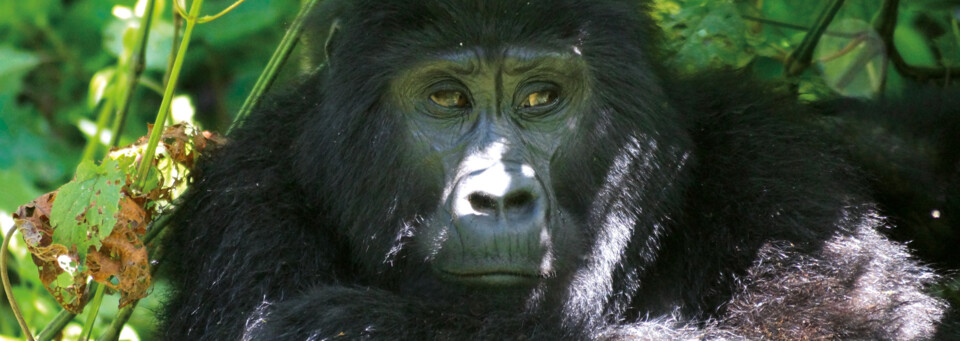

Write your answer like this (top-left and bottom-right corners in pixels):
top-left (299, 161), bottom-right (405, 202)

top-left (0, 45), bottom-right (41, 95)
top-left (664, 1), bottom-right (753, 72)
top-left (894, 22), bottom-right (937, 67)
top-left (49, 158), bottom-right (125, 265)
top-left (88, 67), bottom-right (116, 109)
top-left (0, 0), bottom-right (61, 27)
top-left (103, 17), bottom-right (174, 71)
top-left (0, 169), bottom-right (42, 212)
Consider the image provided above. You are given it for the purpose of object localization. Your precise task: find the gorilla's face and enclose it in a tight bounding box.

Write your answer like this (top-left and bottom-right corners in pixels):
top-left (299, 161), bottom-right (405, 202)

top-left (301, 2), bottom-right (686, 296)
top-left (388, 47), bottom-right (590, 287)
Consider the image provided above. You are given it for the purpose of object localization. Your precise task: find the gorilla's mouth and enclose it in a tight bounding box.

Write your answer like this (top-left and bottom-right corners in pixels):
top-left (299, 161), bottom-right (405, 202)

top-left (438, 268), bottom-right (540, 286)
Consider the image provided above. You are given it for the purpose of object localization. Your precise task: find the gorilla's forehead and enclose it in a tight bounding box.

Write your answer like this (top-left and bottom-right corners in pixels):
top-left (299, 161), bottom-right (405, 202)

top-left (405, 47), bottom-right (587, 77)
top-left (337, 0), bottom-right (644, 57)
top-left (327, 0), bottom-right (659, 97)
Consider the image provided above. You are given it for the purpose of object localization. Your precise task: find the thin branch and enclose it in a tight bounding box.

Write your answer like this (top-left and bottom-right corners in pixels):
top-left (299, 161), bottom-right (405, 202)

top-left (109, 0), bottom-right (158, 148)
top-left (1, 228), bottom-right (35, 341)
top-left (79, 284), bottom-right (106, 341)
top-left (229, 0), bottom-right (323, 134)
top-left (741, 15), bottom-right (860, 39)
top-left (135, 0), bottom-right (205, 190)
top-left (817, 33), bottom-right (869, 63)
top-left (197, 0), bottom-right (248, 23)
top-left (34, 282), bottom-right (98, 341)
top-left (95, 300), bottom-right (137, 341)
top-left (80, 95), bottom-right (116, 161)
top-left (785, 0), bottom-right (846, 76)
top-left (875, 0), bottom-right (960, 81)
top-left (35, 309), bottom-right (74, 341)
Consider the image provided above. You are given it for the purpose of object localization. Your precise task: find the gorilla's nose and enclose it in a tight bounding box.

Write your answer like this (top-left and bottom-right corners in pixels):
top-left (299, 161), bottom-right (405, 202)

top-left (453, 163), bottom-right (546, 229)
top-left (467, 190), bottom-right (536, 217)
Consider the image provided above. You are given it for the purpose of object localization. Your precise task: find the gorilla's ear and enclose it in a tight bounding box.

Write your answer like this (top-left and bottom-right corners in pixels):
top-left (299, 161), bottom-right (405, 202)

top-left (323, 19), bottom-right (341, 66)
top-left (299, 0), bottom-right (347, 73)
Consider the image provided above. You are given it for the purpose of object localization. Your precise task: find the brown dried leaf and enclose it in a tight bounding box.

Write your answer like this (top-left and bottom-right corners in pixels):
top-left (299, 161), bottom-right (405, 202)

top-left (14, 191), bottom-right (87, 313)
top-left (87, 197), bottom-right (150, 308)
top-left (11, 123), bottom-right (221, 313)
top-left (14, 192), bottom-right (55, 251)
top-left (13, 194), bottom-right (150, 312)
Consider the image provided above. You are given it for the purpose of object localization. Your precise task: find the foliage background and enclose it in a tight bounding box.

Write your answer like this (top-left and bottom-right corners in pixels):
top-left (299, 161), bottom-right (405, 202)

top-left (0, 0), bottom-right (956, 340)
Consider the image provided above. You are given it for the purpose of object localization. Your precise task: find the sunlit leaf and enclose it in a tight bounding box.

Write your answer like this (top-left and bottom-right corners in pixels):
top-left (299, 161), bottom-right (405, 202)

top-left (49, 159), bottom-right (124, 265)
top-left (88, 67), bottom-right (116, 110)
top-left (12, 124), bottom-right (221, 313)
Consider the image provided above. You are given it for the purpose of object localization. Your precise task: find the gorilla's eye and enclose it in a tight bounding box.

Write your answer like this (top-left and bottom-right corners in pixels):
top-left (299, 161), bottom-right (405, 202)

top-left (430, 90), bottom-right (470, 108)
top-left (521, 90), bottom-right (558, 108)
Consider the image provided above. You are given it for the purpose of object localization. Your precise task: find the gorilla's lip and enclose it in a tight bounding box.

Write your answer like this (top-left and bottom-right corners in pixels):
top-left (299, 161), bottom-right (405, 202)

top-left (437, 268), bottom-right (539, 286)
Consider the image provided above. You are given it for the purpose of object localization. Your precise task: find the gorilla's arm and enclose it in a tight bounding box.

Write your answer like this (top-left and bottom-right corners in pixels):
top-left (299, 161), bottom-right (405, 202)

top-left (246, 287), bottom-right (423, 340)
top-left (161, 87), bottom-right (339, 340)
top-left (720, 227), bottom-right (944, 340)
top-left (245, 227), bottom-right (943, 341)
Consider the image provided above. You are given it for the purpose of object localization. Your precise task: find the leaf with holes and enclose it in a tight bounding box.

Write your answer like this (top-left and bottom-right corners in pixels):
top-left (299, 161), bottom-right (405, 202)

top-left (13, 124), bottom-right (222, 312)
top-left (49, 158), bottom-right (125, 266)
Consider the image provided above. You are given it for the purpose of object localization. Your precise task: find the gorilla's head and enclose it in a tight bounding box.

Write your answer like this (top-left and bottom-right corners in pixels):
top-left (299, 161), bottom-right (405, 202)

top-left (292, 1), bottom-right (692, 308)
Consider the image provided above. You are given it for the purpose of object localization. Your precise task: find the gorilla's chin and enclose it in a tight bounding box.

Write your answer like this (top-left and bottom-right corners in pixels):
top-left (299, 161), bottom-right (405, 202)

top-left (436, 269), bottom-right (540, 287)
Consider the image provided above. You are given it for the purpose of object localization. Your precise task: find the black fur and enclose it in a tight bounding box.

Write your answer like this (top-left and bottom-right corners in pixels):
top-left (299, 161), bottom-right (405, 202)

top-left (161, 1), bottom-right (949, 339)
top-left (822, 94), bottom-right (960, 269)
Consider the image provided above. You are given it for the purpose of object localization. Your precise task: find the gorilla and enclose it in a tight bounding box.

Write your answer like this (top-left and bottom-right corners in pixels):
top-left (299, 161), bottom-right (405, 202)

top-left (161, 0), bottom-right (950, 339)
top-left (823, 95), bottom-right (960, 270)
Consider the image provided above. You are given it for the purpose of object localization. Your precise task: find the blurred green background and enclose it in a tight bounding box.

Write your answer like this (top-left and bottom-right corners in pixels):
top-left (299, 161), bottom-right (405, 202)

top-left (0, 0), bottom-right (957, 339)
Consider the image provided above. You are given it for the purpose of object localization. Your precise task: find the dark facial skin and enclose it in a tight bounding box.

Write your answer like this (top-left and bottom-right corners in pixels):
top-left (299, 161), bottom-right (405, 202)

top-left (390, 47), bottom-right (589, 287)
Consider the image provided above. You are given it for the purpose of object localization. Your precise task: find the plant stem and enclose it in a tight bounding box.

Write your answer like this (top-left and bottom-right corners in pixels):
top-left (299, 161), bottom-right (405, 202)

top-left (35, 309), bottom-right (73, 341)
top-left (79, 283), bottom-right (106, 341)
top-left (81, 95), bottom-right (116, 162)
top-left (109, 0), bottom-right (158, 148)
top-left (134, 0), bottom-right (205, 191)
top-left (1, 228), bottom-right (35, 341)
top-left (95, 300), bottom-right (137, 341)
top-left (785, 0), bottom-right (845, 76)
top-left (229, 0), bottom-right (321, 134)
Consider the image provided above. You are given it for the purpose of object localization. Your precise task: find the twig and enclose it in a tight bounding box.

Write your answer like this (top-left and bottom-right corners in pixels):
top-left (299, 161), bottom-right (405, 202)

top-left (875, 0), bottom-right (960, 81)
top-left (741, 15), bottom-right (860, 39)
top-left (35, 309), bottom-right (74, 341)
top-left (109, 0), bottom-right (158, 148)
top-left (785, 0), bottom-right (846, 76)
top-left (80, 284), bottom-right (106, 341)
top-left (135, 0), bottom-right (205, 190)
top-left (229, 0), bottom-right (323, 134)
top-left (197, 0), bottom-right (248, 23)
top-left (1, 228), bottom-right (35, 341)
top-left (94, 295), bottom-right (137, 341)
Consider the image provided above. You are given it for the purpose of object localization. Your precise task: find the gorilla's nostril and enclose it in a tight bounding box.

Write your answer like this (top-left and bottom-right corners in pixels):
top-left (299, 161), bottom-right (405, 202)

top-left (468, 193), bottom-right (498, 213)
top-left (504, 191), bottom-right (535, 210)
